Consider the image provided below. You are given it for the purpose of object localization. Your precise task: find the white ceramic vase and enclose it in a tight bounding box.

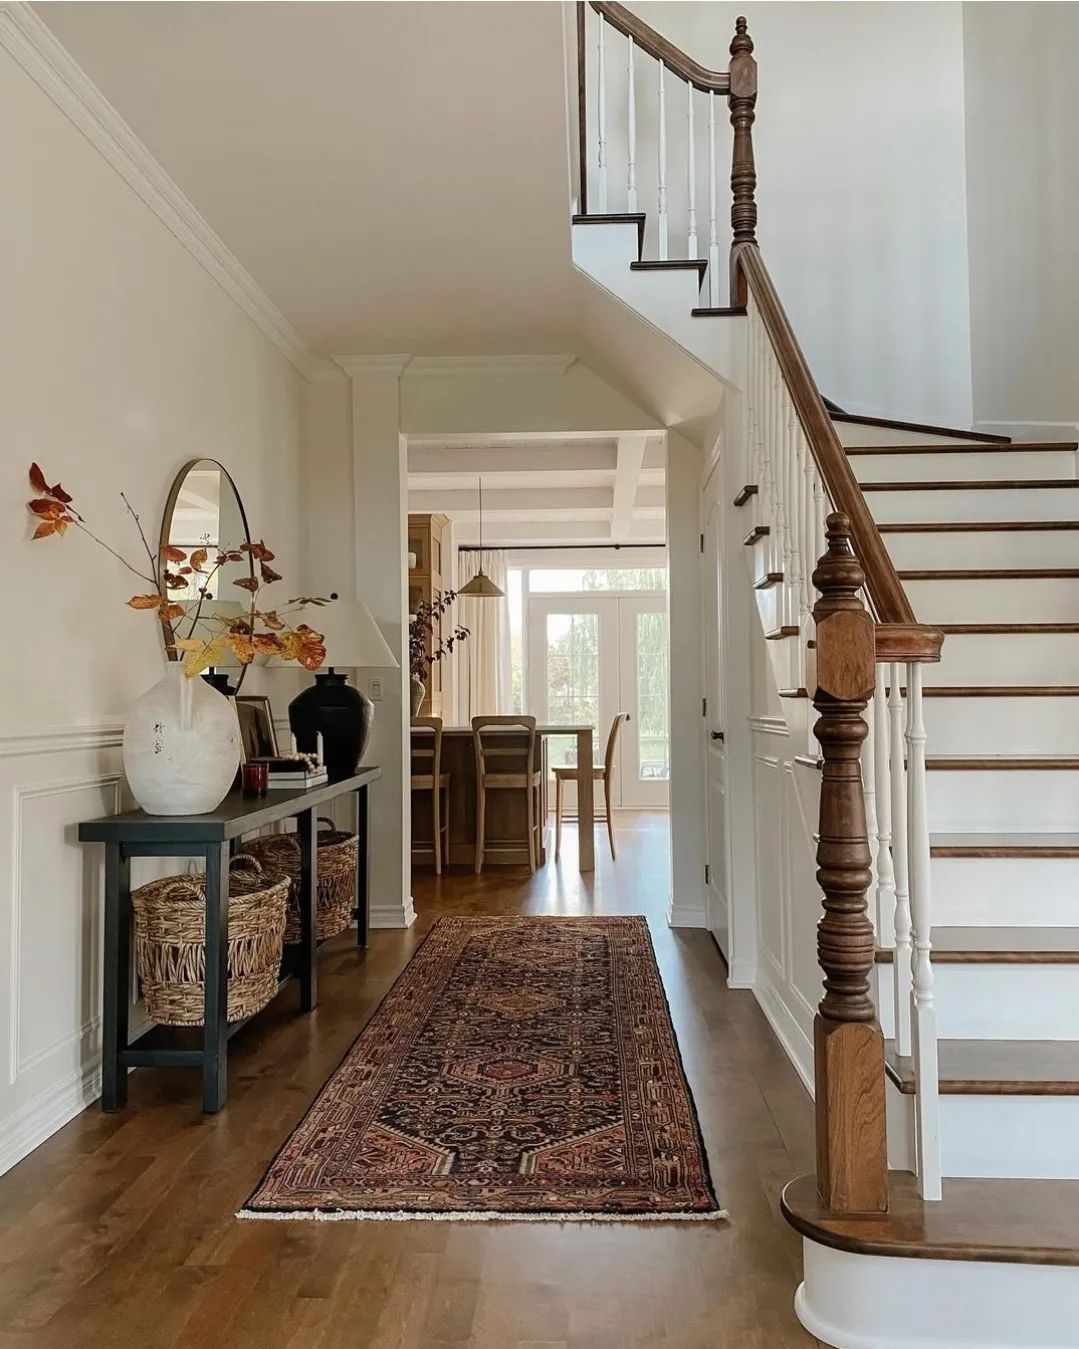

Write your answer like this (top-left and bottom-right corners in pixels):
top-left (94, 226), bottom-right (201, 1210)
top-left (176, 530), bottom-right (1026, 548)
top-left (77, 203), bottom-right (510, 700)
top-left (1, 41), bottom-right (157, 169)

top-left (122, 664), bottom-right (240, 816)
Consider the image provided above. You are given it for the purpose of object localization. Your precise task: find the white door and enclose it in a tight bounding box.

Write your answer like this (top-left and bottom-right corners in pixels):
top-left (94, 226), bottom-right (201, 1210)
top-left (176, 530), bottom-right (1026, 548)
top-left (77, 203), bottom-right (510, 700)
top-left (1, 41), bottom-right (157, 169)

top-left (528, 595), bottom-right (670, 811)
top-left (617, 596), bottom-right (670, 808)
top-left (701, 473), bottom-right (729, 954)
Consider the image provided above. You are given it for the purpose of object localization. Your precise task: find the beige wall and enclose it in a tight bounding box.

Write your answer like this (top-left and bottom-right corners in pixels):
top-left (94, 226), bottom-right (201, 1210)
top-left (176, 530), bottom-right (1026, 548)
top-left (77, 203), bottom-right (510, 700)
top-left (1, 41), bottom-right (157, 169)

top-left (0, 42), bottom-right (304, 1172)
top-left (964, 1), bottom-right (1079, 428)
top-left (596, 1), bottom-right (975, 427)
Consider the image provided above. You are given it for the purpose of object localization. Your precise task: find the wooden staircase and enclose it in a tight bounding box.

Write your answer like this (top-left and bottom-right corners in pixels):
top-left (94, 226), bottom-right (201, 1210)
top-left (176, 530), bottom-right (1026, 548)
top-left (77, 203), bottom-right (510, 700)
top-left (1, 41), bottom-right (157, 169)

top-left (571, 4), bottom-right (1079, 1346)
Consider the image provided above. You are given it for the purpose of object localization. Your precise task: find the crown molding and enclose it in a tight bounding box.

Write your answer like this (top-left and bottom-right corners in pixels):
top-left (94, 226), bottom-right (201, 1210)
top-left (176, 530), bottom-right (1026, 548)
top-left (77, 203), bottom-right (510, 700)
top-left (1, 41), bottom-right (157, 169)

top-left (403, 355), bottom-right (577, 379)
top-left (333, 355), bottom-right (413, 378)
top-left (0, 2), bottom-right (330, 382)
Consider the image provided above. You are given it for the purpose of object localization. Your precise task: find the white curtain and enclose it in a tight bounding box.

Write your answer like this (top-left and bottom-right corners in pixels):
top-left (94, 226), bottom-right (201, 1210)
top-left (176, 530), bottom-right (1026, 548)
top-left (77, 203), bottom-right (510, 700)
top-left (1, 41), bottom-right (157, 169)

top-left (457, 549), bottom-right (511, 718)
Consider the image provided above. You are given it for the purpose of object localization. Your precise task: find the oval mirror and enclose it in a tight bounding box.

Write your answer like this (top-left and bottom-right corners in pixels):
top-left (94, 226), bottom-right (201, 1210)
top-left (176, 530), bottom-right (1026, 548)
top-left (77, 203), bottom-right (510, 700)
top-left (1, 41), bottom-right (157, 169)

top-left (159, 459), bottom-right (254, 693)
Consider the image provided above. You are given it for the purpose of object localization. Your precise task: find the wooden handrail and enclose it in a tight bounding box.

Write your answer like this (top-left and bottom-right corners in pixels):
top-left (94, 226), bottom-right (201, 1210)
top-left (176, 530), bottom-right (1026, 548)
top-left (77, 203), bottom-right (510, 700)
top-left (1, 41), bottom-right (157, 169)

top-left (589, 2), bottom-right (732, 94)
top-left (734, 242), bottom-right (942, 663)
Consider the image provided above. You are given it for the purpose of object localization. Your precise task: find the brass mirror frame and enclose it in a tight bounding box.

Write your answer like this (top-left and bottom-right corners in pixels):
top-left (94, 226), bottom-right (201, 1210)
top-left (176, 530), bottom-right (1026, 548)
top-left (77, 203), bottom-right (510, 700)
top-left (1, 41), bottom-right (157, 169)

top-left (158, 459), bottom-right (255, 691)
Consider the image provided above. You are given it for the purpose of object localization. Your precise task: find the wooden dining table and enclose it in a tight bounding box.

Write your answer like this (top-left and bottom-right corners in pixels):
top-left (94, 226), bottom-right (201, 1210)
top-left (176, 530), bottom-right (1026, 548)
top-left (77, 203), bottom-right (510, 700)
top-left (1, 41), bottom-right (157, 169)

top-left (411, 724), bottom-right (596, 872)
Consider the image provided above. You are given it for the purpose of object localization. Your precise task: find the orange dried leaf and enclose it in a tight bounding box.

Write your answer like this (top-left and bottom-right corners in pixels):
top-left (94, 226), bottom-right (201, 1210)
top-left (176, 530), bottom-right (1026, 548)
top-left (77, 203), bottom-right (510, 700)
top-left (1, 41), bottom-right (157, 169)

top-left (29, 463), bottom-right (47, 493)
top-left (32, 519), bottom-right (58, 539)
top-left (28, 498), bottom-right (63, 518)
top-left (260, 562), bottom-right (281, 584)
top-left (160, 544), bottom-right (187, 563)
top-left (127, 594), bottom-right (163, 610)
top-left (260, 609), bottom-right (285, 631)
top-left (161, 604), bottom-right (185, 622)
top-left (227, 633), bottom-right (255, 665)
top-left (189, 548), bottom-right (208, 572)
top-left (233, 576), bottom-right (259, 593)
top-left (251, 633), bottom-right (283, 654)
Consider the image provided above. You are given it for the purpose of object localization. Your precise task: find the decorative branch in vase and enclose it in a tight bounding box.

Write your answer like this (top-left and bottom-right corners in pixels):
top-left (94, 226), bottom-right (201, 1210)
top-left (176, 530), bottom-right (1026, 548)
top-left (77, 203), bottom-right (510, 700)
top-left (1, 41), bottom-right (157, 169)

top-left (408, 589), bottom-right (468, 715)
top-left (26, 463), bottom-right (333, 815)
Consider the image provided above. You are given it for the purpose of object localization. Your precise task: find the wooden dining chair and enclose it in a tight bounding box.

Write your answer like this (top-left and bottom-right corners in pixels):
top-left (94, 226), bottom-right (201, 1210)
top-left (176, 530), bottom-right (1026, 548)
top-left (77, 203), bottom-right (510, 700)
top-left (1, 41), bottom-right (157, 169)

top-left (471, 715), bottom-right (543, 874)
top-left (553, 712), bottom-right (630, 862)
top-left (410, 716), bottom-right (450, 874)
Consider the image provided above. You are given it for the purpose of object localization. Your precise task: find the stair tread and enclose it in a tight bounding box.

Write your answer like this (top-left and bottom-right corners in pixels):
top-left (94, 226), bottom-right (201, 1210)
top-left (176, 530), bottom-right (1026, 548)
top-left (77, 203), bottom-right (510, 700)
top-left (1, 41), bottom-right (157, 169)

top-left (630, 258), bottom-right (707, 282)
top-left (938, 623), bottom-right (1079, 634)
top-left (783, 1170), bottom-right (1079, 1267)
top-left (881, 521), bottom-right (1079, 532)
top-left (898, 568), bottom-right (1079, 579)
top-left (732, 483), bottom-right (757, 507)
top-left (828, 413), bottom-right (1011, 444)
top-left (850, 442), bottom-right (1077, 456)
top-left (691, 306), bottom-right (747, 316)
top-left (886, 1040), bottom-right (1079, 1095)
top-left (914, 686), bottom-right (1079, 696)
top-left (876, 924), bottom-right (1079, 960)
top-left (931, 835), bottom-right (1079, 858)
top-left (928, 756), bottom-right (1079, 770)
top-left (864, 479), bottom-right (1079, 491)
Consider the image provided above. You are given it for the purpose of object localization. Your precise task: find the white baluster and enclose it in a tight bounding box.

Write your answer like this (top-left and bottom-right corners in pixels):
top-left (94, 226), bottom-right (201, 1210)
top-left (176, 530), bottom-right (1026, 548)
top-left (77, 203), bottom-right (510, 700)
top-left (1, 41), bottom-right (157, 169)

top-left (626, 34), bottom-right (637, 212)
top-left (760, 330), bottom-right (779, 578)
top-left (873, 665), bottom-right (896, 947)
top-left (802, 432), bottom-right (815, 644)
top-left (784, 397), bottom-right (802, 678)
top-left (889, 663), bottom-right (912, 1057)
top-left (686, 83), bottom-right (698, 258)
top-left (772, 354), bottom-right (792, 631)
top-left (906, 660), bottom-right (942, 1200)
top-left (707, 93), bottom-right (719, 305)
top-left (813, 471), bottom-right (827, 568)
top-left (596, 18), bottom-right (608, 211)
top-left (657, 61), bottom-right (668, 259)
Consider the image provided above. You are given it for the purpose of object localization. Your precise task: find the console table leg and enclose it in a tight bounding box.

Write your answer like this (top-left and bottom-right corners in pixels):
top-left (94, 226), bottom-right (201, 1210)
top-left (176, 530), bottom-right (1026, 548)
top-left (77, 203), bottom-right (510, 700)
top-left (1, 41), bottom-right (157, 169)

top-left (297, 809), bottom-right (318, 1010)
top-left (355, 785), bottom-right (370, 949)
top-left (202, 845), bottom-right (230, 1113)
top-left (101, 843), bottom-right (130, 1112)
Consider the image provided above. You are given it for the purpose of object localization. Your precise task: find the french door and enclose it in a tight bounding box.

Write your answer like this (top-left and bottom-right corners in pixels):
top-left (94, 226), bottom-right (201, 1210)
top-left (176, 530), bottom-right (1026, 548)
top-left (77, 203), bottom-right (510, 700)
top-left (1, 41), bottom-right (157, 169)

top-left (527, 595), bottom-right (670, 809)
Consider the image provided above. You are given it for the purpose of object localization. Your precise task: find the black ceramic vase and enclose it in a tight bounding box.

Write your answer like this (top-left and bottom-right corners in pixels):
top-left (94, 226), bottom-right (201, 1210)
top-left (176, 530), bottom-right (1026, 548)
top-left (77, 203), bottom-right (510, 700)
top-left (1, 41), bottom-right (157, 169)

top-left (288, 670), bottom-right (374, 782)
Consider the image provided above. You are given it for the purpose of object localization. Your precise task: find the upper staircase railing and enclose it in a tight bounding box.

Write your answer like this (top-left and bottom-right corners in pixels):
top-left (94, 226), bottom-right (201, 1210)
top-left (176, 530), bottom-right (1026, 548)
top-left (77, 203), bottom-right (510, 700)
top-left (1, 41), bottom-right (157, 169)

top-left (575, 4), bottom-right (946, 1209)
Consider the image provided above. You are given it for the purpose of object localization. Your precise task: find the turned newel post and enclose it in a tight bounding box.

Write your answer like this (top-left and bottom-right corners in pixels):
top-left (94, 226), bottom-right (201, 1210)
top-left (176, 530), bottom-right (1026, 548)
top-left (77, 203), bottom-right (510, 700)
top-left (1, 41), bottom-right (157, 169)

top-left (811, 513), bottom-right (888, 1215)
top-left (727, 16), bottom-right (758, 306)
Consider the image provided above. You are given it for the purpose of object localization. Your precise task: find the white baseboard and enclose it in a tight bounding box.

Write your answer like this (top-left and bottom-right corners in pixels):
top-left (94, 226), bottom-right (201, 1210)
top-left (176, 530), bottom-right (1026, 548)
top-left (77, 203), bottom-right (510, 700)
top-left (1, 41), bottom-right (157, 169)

top-left (797, 1239), bottom-right (1079, 1348)
top-left (371, 892), bottom-right (417, 929)
top-left (754, 979), bottom-right (814, 1096)
top-left (667, 895), bottom-right (708, 928)
top-left (726, 956), bottom-right (756, 989)
top-left (0, 1060), bottom-right (101, 1177)
top-left (974, 419), bottom-right (1079, 443)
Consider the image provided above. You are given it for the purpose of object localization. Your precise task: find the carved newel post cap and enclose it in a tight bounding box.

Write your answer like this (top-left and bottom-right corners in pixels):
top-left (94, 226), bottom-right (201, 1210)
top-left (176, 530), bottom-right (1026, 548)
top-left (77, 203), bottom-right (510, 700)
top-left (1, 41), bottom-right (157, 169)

top-left (731, 16), bottom-right (753, 56)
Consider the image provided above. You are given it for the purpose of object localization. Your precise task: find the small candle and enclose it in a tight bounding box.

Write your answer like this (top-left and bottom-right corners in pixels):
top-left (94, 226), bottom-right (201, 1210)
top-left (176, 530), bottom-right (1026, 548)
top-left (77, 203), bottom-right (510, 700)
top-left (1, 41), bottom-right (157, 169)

top-left (316, 732), bottom-right (324, 765)
top-left (290, 732), bottom-right (298, 755)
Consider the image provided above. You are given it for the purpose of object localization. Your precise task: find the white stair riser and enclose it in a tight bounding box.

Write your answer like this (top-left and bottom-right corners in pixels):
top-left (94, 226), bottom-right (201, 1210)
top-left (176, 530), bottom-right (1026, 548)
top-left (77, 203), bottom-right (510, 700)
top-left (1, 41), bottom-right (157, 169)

top-left (832, 423), bottom-right (1003, 447)
top-left (903, 576), bottom-right (1079, 623)
top-left (930, 633), bottom-right (1079, 686)
top-left (922, 697), bottom-right (1079, 753)
top-left (877, 963), bottom-right (1079, 1039)
top-left (885, 530), bottom-right (1079, 570)
top-left (930, 856), bottom-right (1079, 927)
top-left (854, 450), bottom-right (1076, 482)
top-left (888, 1082), bottom-right (1079, 1180)
top-left (867, 486), bottom-right (1079, 523)
top-left (927, 770), bottom-right (1079, 831)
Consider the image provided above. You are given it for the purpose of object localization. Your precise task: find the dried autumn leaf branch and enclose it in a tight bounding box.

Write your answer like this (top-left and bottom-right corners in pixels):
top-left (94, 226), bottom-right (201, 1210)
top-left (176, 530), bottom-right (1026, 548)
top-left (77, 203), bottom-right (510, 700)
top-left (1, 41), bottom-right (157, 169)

top-left (26, 463), bottom-right (332, 678)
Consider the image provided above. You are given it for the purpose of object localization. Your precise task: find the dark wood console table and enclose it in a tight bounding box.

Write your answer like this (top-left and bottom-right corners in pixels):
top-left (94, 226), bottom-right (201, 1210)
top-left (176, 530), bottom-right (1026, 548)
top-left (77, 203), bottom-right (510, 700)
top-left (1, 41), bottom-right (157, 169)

top-left (78, 767), bottom-right (381, 1115)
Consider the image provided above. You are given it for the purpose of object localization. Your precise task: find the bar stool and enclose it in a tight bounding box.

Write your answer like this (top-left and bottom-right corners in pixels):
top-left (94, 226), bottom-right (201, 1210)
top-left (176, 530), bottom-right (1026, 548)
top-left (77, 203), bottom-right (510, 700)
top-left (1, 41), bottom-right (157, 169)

top-left (410, 716), bottom-right (450, 874)
top-left (472, 715), bottom-right (543, 874)
top-left (553, 712), bottom-right (630, 861)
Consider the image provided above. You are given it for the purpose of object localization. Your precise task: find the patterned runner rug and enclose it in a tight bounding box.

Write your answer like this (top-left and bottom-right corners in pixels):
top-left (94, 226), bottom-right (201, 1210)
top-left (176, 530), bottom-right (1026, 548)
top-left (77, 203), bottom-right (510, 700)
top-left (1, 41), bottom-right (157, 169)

top-left (240, 915), bottom-right (724, 1221)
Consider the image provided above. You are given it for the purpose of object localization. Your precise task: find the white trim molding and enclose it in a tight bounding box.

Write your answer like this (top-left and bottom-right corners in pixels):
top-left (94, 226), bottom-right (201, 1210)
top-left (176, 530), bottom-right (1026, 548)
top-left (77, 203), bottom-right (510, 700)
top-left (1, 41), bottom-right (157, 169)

top-left (333, 355), bottom-right (413, 379)
top-left (404, 355), bottom-right (577, 379)
top-left (0, 2), bottom-right (334, 382)
top-left (0, 721), bottom-right (123, 759)
top-left (748, 713), bottom-right (789, 738)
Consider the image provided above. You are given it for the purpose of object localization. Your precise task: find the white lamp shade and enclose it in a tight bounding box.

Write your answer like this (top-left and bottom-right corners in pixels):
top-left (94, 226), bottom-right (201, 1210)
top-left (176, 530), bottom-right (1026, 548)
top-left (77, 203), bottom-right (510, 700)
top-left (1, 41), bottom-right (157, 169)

top-left (306, 598), bottom-right (399, 669)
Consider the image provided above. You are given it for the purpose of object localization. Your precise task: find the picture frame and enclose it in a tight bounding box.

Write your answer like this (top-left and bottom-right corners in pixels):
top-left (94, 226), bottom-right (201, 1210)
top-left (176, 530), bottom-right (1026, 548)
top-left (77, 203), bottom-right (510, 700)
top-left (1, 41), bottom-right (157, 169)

top-left (235, 695), bottom-right (279, 764)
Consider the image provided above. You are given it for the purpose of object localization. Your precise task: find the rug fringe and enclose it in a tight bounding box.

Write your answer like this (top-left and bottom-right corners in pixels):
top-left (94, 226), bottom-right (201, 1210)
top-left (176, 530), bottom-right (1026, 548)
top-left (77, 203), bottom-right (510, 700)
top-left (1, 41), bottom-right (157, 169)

top-left (236, 1207), bottom-right (730, 1224)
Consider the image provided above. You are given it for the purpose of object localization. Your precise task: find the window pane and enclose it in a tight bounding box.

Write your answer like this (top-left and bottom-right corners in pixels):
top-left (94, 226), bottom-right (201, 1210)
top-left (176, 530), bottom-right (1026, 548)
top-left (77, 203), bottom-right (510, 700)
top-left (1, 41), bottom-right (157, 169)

top-left (636, 611), bottom-right (669, 781)
top-left (545, 612), bottom-right (598, 767)
top-left (528, 567), bottom-right (666, 593)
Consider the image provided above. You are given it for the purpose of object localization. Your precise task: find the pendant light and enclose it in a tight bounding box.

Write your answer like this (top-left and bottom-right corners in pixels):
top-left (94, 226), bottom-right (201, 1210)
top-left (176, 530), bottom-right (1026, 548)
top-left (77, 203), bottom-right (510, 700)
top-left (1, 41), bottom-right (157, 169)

top-left (458, 475), bottom-right (505, 598)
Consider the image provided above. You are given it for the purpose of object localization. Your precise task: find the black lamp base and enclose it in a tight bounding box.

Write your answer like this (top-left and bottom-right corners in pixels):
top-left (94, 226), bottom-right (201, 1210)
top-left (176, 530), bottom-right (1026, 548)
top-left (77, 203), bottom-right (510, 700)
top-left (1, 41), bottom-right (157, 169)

top-left (288, 670), bottom-right (374, 783)
top-left (201, 668), bottom-right (235, 696)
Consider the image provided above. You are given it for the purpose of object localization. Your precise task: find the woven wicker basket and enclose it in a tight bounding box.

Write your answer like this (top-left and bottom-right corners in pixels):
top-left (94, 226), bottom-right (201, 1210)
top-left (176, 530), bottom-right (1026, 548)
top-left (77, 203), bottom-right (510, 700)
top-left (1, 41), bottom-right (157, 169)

top-left (241, 816), bottom-right (357, 944)
top-left (131, 855), bottom-right (288, 1026)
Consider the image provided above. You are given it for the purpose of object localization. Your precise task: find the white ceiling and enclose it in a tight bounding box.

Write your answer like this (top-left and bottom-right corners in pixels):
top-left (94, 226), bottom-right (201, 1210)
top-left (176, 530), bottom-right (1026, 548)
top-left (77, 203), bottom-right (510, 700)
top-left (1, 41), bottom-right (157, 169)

top-left (37, 1), bottom-right (577, 355)
top-left (407, 432), bottom-right (667, 547)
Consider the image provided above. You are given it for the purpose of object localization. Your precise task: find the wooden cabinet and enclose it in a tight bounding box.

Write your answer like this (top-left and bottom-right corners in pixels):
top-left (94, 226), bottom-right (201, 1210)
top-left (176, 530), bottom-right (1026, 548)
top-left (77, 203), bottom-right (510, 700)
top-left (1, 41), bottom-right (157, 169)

top-left (407, 513), bottom-right (450, 718)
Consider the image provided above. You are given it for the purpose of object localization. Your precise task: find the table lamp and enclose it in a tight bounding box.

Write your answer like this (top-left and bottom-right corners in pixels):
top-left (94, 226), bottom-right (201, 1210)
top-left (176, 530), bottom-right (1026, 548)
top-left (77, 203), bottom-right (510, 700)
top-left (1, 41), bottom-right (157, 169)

top-left (286, 595), bottom-right (398, 782)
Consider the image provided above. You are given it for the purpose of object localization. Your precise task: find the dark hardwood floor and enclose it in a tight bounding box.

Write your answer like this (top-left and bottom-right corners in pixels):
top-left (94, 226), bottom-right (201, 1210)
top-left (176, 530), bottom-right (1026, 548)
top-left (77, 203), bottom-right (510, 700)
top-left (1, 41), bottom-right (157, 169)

top-left (0, 812), bottom-right (816, 1348)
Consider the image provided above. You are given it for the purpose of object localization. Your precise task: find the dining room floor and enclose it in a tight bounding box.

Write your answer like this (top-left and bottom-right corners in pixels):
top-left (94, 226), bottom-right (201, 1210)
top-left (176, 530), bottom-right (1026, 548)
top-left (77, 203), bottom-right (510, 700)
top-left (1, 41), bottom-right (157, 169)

top-left (0, 810), bottom-right (818, 1348)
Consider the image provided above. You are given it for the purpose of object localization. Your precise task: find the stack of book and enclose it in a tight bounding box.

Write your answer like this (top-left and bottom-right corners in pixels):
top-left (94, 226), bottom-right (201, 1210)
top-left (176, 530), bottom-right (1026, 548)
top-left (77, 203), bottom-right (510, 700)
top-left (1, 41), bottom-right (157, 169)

top-left (253, 756), bottom-right (328, 790)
